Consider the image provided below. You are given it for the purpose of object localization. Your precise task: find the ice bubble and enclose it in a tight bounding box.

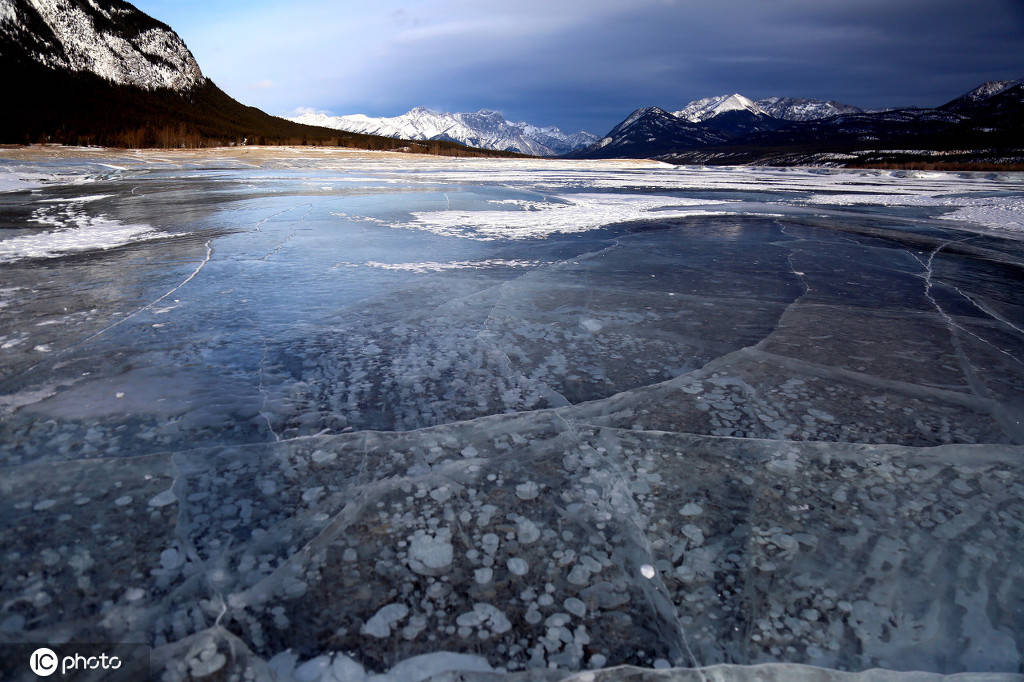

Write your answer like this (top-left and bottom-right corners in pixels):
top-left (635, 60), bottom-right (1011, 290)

top-left (681, 524), bottom-right (704, 546)
top-left (311, 450), bottom-right (337, 464)
top-left (329, 654), bottom-right (366, 681)
top-left (33, 499), bottom-right (56, 511)
top-left (675, 564), bottom-right (696, 582)
top-left (408, 529), bottom-right (454, 575)
top-left (567, 565), bottom-right (591, 585)
top-left (774, 534), bottom-right (797, 552)
top-left (361, 603), bottom-right (409, 638)
top-left (461, 445), bottom-right (479, 458)
top-left (148, 489), bottom-right (177, 508)
top-left (188, 647), bottom-right (225, 677)
top-left (343, 548), bottom-right (358, 562)
top-left (481, 533), bottom-right (500, 554)
top-left (160, 548), bottom-right (184, 570)
top-left (507, 557), bottom-right (529, 575)
top-left (301, 487), bottom-right (324, 503)
top-left (430, 486), bottom-right (452, 503)
top-left (515, 481), bottom-right (540, 500)
top-left (295, 655), bottom-right (333, 681)
top-left (564, 597), bottom-right (586, 618)
top-left (474, 567), bottom-right (493, 584)
top-left (680, 503), bottom-right (703, 516)
top-left (516, 518), bottom-right (540, 544)
top-left (640, 564), bottom-right (656, 579)
top-left (114, 495), bottom-right (133, 507)
top-left (457, 603), bottom-right (512, 634)
top-left (545, 613), bottom-right (570, 627)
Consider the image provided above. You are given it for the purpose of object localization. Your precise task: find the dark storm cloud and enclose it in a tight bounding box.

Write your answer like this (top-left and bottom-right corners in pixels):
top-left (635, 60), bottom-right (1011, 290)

top-left (136, 0), bottom-right (1024, 135)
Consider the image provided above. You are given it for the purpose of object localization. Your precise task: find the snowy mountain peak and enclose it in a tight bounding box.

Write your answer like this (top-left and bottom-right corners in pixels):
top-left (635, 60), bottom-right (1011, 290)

top-left (673, 93), bottom-right (862, 123)
top-left (755, 96), bottom-right (863, 121)
top-left (673, 94), bottom-right (768, 122)
top-left (940, 77), bottom-right (1024, 111)
top-left (0, 0), bottom-right (204, 91)
top-left (961, 79), bottom-right (1023, 101)
top-left (287, 107), bottom-right (598, 156)
top-left (614, 106), bottom-right (672, 130)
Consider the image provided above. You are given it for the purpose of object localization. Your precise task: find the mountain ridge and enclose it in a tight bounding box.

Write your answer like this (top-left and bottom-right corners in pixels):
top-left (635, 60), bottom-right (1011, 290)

top-left (571, 80), bottom-right (1024, 166)
top-left (288, 107), bottom-right (598, 156)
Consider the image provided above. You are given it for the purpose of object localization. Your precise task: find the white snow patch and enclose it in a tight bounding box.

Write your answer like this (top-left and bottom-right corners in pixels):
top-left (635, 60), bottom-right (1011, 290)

top-left (0, 215), bottom-right (168, 262)
top-left (346, 259), bottom-right (542, 273)
top-left (0, 201), bottom-right (170, 262)
top-left (38, 194), bottom-right (112, 203)
top-left (390, 193), bottom-right (731, 240)
top-left (804, 193), bottom-right (1024, 232)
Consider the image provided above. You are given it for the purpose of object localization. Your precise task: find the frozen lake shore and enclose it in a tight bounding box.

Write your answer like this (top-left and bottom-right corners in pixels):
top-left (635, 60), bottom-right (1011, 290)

top-left (1, 147), bottom-right (1022, 680)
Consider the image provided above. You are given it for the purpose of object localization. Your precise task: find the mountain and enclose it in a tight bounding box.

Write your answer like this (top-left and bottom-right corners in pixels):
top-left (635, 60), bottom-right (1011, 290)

top-left (574, 80), bottom-right (1024, 166)
top-left (574, 106), bottom-right (728, 159)
top-left (755, 96), bottom-right (863, 121)
top-left (672, 93), bottom-right (862, 123)
top-left (673, 94), bottom-right (769, 122)
top-left (571, 103), bottom-right (784, 159)
top-left (0, 0), bottom-right (519, 155)
top-left (0, 0), bottom-right (204, 90)
top-left (289, 107), bottom-right (597, 156)
top-left (940, 78), bottom-right (1024, 111)
top-left (575, 92), bottom-right (857, 159)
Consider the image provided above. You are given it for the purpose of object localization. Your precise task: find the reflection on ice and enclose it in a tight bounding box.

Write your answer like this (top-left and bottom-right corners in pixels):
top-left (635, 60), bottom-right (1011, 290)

top-left (0, 148), bottom-right (1023, 680)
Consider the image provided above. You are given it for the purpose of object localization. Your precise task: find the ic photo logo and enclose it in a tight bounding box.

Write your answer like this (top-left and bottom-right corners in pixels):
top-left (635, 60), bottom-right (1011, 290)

top-left (29, 648), bottom-right (58, 677)
top-left (28, 647), bottom-right (124, 678)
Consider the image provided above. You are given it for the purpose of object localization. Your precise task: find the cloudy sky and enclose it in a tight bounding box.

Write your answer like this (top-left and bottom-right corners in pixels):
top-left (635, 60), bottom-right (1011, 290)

top-left (133, 0), bottom-right (1024, 135)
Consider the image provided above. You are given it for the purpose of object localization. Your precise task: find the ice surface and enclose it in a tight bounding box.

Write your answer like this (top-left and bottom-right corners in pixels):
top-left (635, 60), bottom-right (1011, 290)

top-left (0, 148), bottom-right (1022, 680)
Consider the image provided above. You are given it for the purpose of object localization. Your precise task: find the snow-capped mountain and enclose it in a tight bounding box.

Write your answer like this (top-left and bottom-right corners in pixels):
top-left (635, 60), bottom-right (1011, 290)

top-left (288, 107), bottom-right (598, 156)
top-left (571, 106), bottom-right (727, 159)
top-left (673, 93), bottom-right (862, 123)
top-left (575, 78), bottom-right (1024, 163)
top-left (0, 0), bottom-right (204, 91)
top-left (673, 94), bottom-right (768, 122)
top-left (755, 96), bottom-right (863, 121)
top-left (941, 78), bottom-right (1024, 111)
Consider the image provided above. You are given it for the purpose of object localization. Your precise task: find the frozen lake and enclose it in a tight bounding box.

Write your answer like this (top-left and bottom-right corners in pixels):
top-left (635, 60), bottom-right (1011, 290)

top-left (1, 147), bottom-right (1023, 680)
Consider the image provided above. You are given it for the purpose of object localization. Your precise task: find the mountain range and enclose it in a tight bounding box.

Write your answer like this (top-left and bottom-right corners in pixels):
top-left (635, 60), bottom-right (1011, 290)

top-left (672, 93), bottom-right (863, 123)
top-left (573, 81), bottom-right (1024, 166)
top-left (290, 107), bottom-right (598, 156)
top-left (0, 0), bottom-right (517, 155)
top-left (293, 95), bottom-right (860, 158)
